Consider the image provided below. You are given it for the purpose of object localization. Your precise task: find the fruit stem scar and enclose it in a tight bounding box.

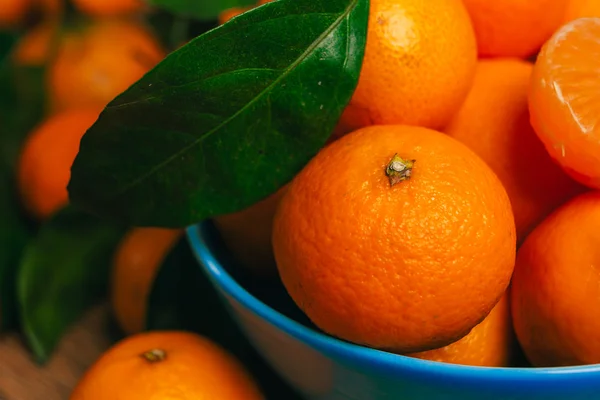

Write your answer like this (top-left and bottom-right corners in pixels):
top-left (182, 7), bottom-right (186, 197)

top-left (386, 154), bottom-right (415, 186)
top-left (141, 348), bottom-right (167, 363)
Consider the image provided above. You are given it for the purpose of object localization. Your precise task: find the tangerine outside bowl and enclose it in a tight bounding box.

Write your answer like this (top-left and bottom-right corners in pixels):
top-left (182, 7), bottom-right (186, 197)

top-left (187, 221), bottom-right (600, 400)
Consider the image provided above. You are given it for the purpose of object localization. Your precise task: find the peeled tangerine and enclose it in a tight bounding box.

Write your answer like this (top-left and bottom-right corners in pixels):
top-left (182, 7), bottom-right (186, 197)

top-left (529, 17), bottom-right (600, 189)
top-left (272, 125), bottom-right (516, 353)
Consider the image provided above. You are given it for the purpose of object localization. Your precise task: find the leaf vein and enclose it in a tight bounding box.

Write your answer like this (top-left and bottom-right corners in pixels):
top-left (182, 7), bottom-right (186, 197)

top-left (111, 0), bottom-right (359, 199)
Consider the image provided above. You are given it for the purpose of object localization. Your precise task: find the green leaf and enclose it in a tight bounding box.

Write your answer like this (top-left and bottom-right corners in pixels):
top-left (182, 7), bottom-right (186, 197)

top-left (17, 205), bottom-right (126, 363)
top-left (68, 0), bottom-right (369, 228)
top-left (147, 0), bottom-right (257, 21)
top-left (145, 232), bottom-right (303, 399)
top-left (0, 165), bottom-right (31, 331)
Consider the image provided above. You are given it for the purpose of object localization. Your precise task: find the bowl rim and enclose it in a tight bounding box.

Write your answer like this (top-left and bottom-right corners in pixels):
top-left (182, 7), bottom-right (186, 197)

top-left (186, 222), bottom-right (600, 382)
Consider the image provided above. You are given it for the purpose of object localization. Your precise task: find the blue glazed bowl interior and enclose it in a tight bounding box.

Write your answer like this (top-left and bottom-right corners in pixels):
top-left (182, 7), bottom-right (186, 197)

top-left (186, 221), bottom-right (600, 397)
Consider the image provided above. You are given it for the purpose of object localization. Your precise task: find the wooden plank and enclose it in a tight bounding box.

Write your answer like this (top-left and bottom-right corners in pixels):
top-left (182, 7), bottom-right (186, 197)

top-left (0, 304), bottom-right (113, 400)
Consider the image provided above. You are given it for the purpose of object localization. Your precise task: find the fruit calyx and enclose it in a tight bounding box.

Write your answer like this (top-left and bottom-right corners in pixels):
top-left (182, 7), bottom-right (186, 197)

top-left (386, 154), bottom-right (415, 186)
top-left (141, 348), bottom-right (167, 363)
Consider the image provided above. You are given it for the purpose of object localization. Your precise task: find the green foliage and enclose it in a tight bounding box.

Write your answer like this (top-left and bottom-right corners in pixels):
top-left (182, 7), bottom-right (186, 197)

top-left (68, 0), bottom-right (369, 228)
top-left (17, 206), bottom-right (126, 363)
top-left (0, 165), bottom-right (31, 330)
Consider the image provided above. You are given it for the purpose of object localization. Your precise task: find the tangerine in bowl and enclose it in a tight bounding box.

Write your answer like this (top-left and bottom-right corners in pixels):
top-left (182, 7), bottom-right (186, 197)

top-left (187, 221), bottom-right (600, 400)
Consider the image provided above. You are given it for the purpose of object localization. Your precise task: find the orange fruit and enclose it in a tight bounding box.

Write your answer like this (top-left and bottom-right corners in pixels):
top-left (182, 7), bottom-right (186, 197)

top-left (72, 0), bottom-right (146, 17)
top-left (272, 125), bottom-right (516, 353)
top-left (70, 331), bottom-right (264, 400)
top-left (510, 191), bottom-right (600, 367)
top-left (335, 0), bottom-right (477, 135)
top-left (47, 18), bottom-right (165, 113)
top-left (407, 294), bottom-right (514, 367)
top-left (213, 187), bottom-right (286, 276)
top-left (11, 21), bottom-right (59, 66)
top-left (0, 0), bottom-right (30, 27)
top-left (17, 108), bottom-right (100, 220)
top-left (444, 58), bottom-right (585, 242)
top-left (528, 18), bottom-right (600, 189)
top-left (461, 0), bottom-right (567, 58)
top-left (564, 0), bottom-right (600, 22)
top-left (111, 228), bottom-right (183, 336)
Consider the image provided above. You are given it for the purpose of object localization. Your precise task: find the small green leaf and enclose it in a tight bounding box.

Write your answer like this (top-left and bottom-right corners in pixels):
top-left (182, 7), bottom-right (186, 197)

top-left (147, 0), bottom-right (257, 21)
top-left (69, 0), bottom-right (369, 228)
top-left (17, 205), bottom-right (126, 363)
top-left (0, 165), bottom-right (31, 331)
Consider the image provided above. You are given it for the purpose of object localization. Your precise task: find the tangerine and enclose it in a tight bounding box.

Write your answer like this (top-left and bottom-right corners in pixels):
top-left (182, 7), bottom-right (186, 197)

top-left (17, 108), bottom-right (100, 220)
top-left (213, 188), bottom-right (286, 276)
top-left (70, 331), bottom-right (264, 399)
top-left (511, 191), bottom-right (600, 367)
top-left (111, 228), bottom-right (183, 336)
top-left (335, 0), bottom-right (477, 135)
top-left (47, 18), bottom-right (165, 113)
top-left (272, 125), bottom-right (516, 353)
top-left (0, 0), bottom-right (30, 27)
top-left (528, 17), bottom-right (600, 188)
top-left (408, 294), bottom-right (514, 367)
top-left (461, 0), bottom-right (567, 58)
top-left (444, 58), bottom-right (585, 242)
top-left (564, 0), bottom-right (600, 22)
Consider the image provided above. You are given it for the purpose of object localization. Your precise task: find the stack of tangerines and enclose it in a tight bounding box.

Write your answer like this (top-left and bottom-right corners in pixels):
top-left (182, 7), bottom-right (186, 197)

top-left (217, 0), bottom-right (600, 370)
top-left (3, 2), bottom-right (267, 399)
top-left (4, 0), bottom-right (600, 398)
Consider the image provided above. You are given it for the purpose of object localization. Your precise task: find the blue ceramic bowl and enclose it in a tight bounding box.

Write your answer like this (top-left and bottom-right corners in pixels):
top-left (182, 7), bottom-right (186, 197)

top-left (187, 222), bottom-right (600, 400)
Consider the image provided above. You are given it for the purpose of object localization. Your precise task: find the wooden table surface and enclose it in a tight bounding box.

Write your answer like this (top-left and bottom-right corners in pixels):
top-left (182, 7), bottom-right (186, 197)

top-left (0, 304), bottom-right (113, 400)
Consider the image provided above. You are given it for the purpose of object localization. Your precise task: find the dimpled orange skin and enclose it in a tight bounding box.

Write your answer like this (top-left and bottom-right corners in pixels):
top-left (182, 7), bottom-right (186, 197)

top-left (335, 0), bottom-right (477, 135)
top-left (528, 18), bottom-right (600, 189)
top-left (272, 125), bottom-right (517, 353)
top-left (111, 228), bottom-right (183, 336)
top-left (564, 0), bottom-right (600, 22)
top-left (510, 191), bottom-right (600, 367)
top-left (444, 58), bottom-right (585, 243)
top-left (461, 0), bottom-right (567, 58)
top-left (70, 331), bottom-right (264, 400)
top-left (48, 18), bottom-right (165, 113)
top-left (408, 294), bottom-right (514, 367)
top-left (17, 108), bottom-right (100, 220)
top-left (72, 0), bottom-right (146, 16)
top-left (0, 0), bottom-right (30, 27)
